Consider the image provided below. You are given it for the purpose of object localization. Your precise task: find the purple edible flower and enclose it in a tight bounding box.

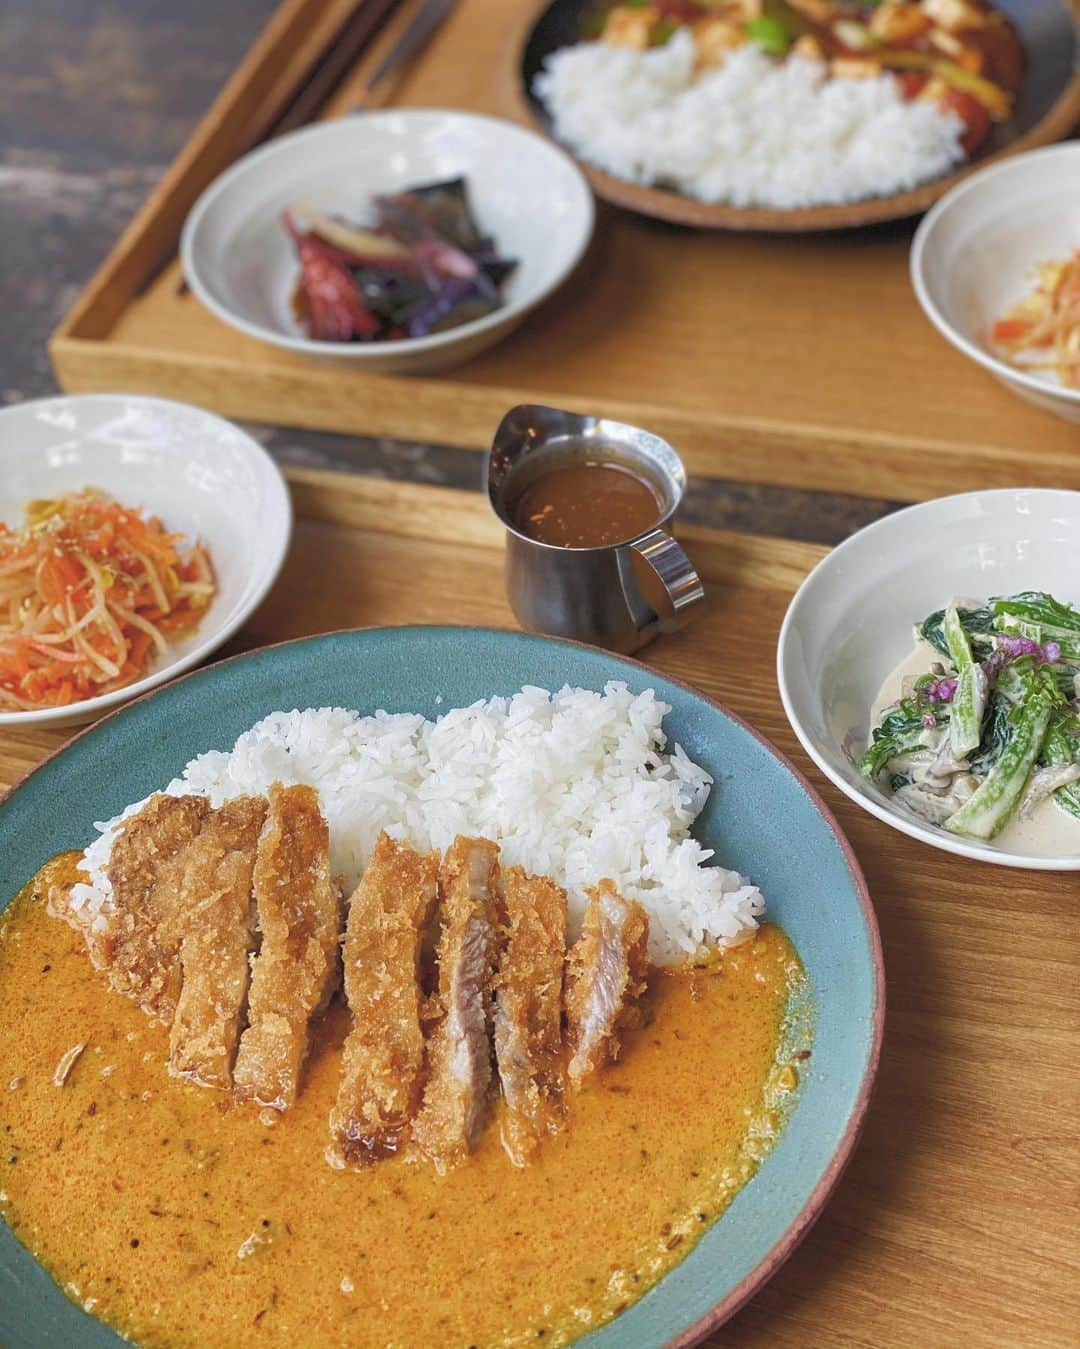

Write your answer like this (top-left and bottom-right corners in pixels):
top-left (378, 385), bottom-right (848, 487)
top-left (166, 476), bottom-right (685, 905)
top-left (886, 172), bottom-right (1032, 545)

top-left (999, 634), bottom-right (1039, 657)
top-left (982, 635), bottom-right (1062, 678)
top-left (921, 713), bottom-right (938, 729)
top-left (925, 677), bottom-right (957, 704)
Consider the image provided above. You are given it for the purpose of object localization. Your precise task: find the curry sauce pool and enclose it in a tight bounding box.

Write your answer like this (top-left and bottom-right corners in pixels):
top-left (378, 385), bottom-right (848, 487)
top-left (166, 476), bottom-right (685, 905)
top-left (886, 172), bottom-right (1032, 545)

top-left (0, 874), bottom-right (808, 1348)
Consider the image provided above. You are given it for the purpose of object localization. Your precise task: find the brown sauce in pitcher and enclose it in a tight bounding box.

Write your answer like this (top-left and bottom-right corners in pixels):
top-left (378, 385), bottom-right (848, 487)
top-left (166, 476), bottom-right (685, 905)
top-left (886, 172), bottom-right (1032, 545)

top-left (512, 459), bottom-right (662, 549)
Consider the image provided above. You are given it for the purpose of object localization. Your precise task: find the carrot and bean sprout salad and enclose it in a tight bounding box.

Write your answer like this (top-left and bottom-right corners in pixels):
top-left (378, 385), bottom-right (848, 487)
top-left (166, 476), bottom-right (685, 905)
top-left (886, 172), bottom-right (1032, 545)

top-left (990, 250), bottom-right (1080, 390)
top-left (0, 490), bottom-right (215, 711)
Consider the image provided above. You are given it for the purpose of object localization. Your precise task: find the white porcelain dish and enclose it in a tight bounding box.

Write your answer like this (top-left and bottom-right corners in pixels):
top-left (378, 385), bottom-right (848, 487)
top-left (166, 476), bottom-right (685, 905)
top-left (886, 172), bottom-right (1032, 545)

top-left (777, 488), bottom-right (1080, 871)
top-left (0, 394), bottom-right (291, 730)
top-left (181, 110), bottom-right (595, 376)
top-left (911, 143), bottom-right (1080, 424)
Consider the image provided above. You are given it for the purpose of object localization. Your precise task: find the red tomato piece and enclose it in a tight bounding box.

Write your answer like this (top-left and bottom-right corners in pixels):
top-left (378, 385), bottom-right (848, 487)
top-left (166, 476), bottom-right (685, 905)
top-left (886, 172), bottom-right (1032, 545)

top-left (894, 71), bottom-right (928, 100)
top-left (938, 88), bottom-right (991, 157)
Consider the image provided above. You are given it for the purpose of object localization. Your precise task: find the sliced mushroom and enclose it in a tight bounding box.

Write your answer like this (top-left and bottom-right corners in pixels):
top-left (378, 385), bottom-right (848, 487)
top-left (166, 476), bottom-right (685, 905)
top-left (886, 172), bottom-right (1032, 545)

top-left (1018, 765), bottom-right (1080, 820)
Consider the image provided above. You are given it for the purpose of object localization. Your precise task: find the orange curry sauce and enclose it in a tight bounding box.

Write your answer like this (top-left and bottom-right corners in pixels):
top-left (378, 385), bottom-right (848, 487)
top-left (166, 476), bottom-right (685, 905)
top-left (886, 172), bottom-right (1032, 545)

top-left (0, 859), bottom-right (807, 1348)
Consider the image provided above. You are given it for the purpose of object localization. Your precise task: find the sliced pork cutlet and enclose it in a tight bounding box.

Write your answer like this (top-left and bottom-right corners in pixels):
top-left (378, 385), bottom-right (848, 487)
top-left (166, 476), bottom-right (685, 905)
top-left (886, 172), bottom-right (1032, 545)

top-left (494, 866), bottom-right (568, 1167)
top-left (52, 793), bottom-right (212, 1022)
top-left (328, 832), bottom-right (438, 1167)
top-left (233, 783), bottom-right (341, 1111)
top-left (565, 879), bottom-right (649, 1088)
top-left (168, 795), bottom-right (267, 1090)
top-left (412, 836), bottom-right (500, 1173)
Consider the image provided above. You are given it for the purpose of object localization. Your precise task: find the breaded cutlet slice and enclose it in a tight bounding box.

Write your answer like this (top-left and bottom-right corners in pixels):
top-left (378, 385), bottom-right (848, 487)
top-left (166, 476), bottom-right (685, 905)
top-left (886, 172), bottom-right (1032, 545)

top-left (233, 782), bottom-right (341, 1111)
top-left (328, 831), bottom-right (439, 1167)
top-left (411, 836), bottom-right (499, 1173)
top-left (168, 795), bottom-right (267, 1090)
top-left (493, 865), bottom-right (568, 1167)
top-left (565, 879), bottom-right (649, 1088)
top-left (62, 793), bottom-right (213, 1022)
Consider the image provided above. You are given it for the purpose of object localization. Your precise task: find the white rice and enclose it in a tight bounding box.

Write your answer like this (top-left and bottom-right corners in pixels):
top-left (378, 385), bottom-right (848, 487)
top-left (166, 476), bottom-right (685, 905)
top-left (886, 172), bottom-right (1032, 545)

top-left (535, 33), bottom-right (966, 209)
top-left (68, 682), bottom-right (763, 966)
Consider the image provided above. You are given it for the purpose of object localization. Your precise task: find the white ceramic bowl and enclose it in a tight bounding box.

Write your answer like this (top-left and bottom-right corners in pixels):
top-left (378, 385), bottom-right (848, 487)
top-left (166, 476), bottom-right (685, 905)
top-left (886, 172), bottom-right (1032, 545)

top-left (777, 488), bottom-right (1080, 870)
top-left (0, 394), bottom-right (292, 730)
top-left (911, 143), bottom-right (1080, 424)
top-left (181, 109), bottom-right (595, 376)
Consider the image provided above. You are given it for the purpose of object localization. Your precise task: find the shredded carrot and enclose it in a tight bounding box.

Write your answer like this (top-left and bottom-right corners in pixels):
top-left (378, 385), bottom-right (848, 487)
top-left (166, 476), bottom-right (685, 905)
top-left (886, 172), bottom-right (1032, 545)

top-left (0, 489), bottom-right (216, 711)
top-left (990, 317), bottom-right (1035, 343)
top-left (989, 251), bottom-right (1080, 389)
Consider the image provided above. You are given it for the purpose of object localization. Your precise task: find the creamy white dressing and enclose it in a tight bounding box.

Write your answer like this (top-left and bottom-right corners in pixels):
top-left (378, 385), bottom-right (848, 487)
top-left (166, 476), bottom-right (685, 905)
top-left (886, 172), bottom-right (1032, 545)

top-left (869, 642), bottom-right (1080, 858)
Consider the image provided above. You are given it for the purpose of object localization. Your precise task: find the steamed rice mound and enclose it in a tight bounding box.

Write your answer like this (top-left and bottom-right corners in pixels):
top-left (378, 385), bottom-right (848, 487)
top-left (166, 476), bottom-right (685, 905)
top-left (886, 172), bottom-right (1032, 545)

top-left (535, 32), bottom-right (966, 209)
top-left (71, 682), bottom-right (764, 966)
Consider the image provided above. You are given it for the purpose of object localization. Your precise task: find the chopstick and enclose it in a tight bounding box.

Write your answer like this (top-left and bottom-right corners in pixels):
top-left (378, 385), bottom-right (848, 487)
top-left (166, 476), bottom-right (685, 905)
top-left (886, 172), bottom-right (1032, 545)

top-left (351, 0), bottom-right (457, 110)
top-left (167, 0), bottom-right (405, 297)
top-left (266, 0), bottom-right (405, 138)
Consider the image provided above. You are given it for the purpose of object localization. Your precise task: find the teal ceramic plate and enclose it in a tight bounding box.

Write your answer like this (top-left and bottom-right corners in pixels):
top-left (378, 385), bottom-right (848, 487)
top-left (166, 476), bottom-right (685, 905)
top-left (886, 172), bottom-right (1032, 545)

top-left (0, 626), bottom-right (883, 1348)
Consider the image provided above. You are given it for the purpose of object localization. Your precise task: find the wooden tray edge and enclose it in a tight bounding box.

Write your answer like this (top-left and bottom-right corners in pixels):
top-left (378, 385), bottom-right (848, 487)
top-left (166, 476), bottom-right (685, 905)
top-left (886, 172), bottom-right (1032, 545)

top-left (49, 332), bottom-right (1080, 504)
top-left (286, 464), bottom-right (828, 592)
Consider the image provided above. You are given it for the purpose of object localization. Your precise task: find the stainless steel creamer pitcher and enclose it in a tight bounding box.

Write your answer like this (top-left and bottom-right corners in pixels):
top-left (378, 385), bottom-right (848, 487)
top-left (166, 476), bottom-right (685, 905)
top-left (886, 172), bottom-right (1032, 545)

top-left (488, 405), bottom-right (705, 653)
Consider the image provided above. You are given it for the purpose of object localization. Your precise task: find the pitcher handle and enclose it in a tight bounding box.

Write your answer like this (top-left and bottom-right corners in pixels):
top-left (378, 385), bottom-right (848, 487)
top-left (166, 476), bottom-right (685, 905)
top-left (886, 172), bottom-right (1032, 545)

top-left (618, 528), bottom-right (705, 635)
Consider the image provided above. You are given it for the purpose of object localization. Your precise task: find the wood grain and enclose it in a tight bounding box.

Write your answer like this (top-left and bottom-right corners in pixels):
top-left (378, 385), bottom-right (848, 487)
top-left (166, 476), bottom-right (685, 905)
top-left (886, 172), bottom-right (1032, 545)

top-left (58, 0), bottom-right (362, 340)
top-left (49, 0), bottom-right (1080, 504)
top-left (1, 473), bottom-right (1076, 1348)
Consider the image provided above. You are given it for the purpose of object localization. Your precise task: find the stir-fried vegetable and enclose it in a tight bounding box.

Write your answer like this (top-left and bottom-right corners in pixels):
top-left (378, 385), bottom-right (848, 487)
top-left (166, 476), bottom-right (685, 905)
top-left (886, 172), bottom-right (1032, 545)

top-left (943, 661), bottom-right (1059, 839)
top-left (990, 591), bottom-right (1080, 658)
top-left (1043, 712), bottom-right (1080, 820)
top-left (875, 51), bottom-right (1012, 119)
top-left (592, 0), bottom-right (1021, 156)
top-left (0, 490), bottom-right (215, 712)
top-left (860, 591), bottom-right (1080, 844)
top-left (745, 14), bottom-right (792, 53)
top-left (285, 178), bottom-right (516, 345)
top-left (968, 683), bottom-right (1011, 777)
top-left (858, 681), bottom-right (948, 783)
top-left (918, 603), bottom-right (995, 661)
top-left (943, 603), bottom-right (986, 758)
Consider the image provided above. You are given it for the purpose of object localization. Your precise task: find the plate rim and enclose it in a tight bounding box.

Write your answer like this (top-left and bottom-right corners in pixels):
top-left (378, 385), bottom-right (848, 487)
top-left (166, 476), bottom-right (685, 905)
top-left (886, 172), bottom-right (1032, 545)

top-left (0, 622), bottom-right (885, 1345)
top-left (504, 0), bottom-right (1080, 233)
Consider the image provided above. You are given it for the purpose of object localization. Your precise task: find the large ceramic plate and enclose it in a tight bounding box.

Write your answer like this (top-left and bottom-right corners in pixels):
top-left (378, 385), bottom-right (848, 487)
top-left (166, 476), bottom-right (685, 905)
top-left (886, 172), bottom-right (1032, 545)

top-left (0, 627), bottom-right (883, 1348)
top-left (510, 0), bottom-right (1080, 232)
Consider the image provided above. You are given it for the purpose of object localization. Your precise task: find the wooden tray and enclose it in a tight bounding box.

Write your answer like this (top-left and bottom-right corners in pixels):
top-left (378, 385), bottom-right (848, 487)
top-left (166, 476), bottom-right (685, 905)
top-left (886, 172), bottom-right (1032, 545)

top-left (2, 469), bottom-right (1074, 1347)
top-left (49, 0), bottom-right (1080, 507)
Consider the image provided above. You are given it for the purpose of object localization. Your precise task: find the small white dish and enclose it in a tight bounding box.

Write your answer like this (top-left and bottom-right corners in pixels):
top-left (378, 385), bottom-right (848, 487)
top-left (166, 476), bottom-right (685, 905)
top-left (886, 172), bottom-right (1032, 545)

top-left (777, 488), bottom-right (1080, 871)
top-left (911, 143), bottom-right (1080, 424)
top-left (0, 394), bottom-right (292, 729)
top-left (181, 109), bottom-right (595, 376)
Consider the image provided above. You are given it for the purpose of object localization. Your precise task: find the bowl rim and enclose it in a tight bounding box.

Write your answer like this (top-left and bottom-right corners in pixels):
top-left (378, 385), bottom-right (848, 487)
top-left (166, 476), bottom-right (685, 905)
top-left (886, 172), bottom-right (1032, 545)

top-left (910, 142), bottom-right (1080, 407)
top-left (180, 107), bottom-right (596, 360)
top-left (0, 392), bottom-right (293, 730)
top-left (0, 620), bottom-right (886, 1344)
top-left (776, 486), bottom-right (1080, 872)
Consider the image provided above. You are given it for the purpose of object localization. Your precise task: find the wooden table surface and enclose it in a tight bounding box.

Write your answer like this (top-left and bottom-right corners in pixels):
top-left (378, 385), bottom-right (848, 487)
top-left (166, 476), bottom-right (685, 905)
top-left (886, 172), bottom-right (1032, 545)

top-left (1, 473), bottom-right (1077, 1348)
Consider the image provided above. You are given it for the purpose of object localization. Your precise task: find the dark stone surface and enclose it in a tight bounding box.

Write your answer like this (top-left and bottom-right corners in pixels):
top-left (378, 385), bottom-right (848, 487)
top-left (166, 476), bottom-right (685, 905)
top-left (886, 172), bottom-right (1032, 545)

top-left (1, 0), bottom-right (902, 544)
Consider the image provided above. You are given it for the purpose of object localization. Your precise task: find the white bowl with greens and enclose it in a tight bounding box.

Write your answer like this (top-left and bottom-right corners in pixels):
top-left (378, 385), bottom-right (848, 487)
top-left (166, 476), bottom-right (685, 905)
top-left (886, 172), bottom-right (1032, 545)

top-left (777, 489), bottom-right (1080, 870)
